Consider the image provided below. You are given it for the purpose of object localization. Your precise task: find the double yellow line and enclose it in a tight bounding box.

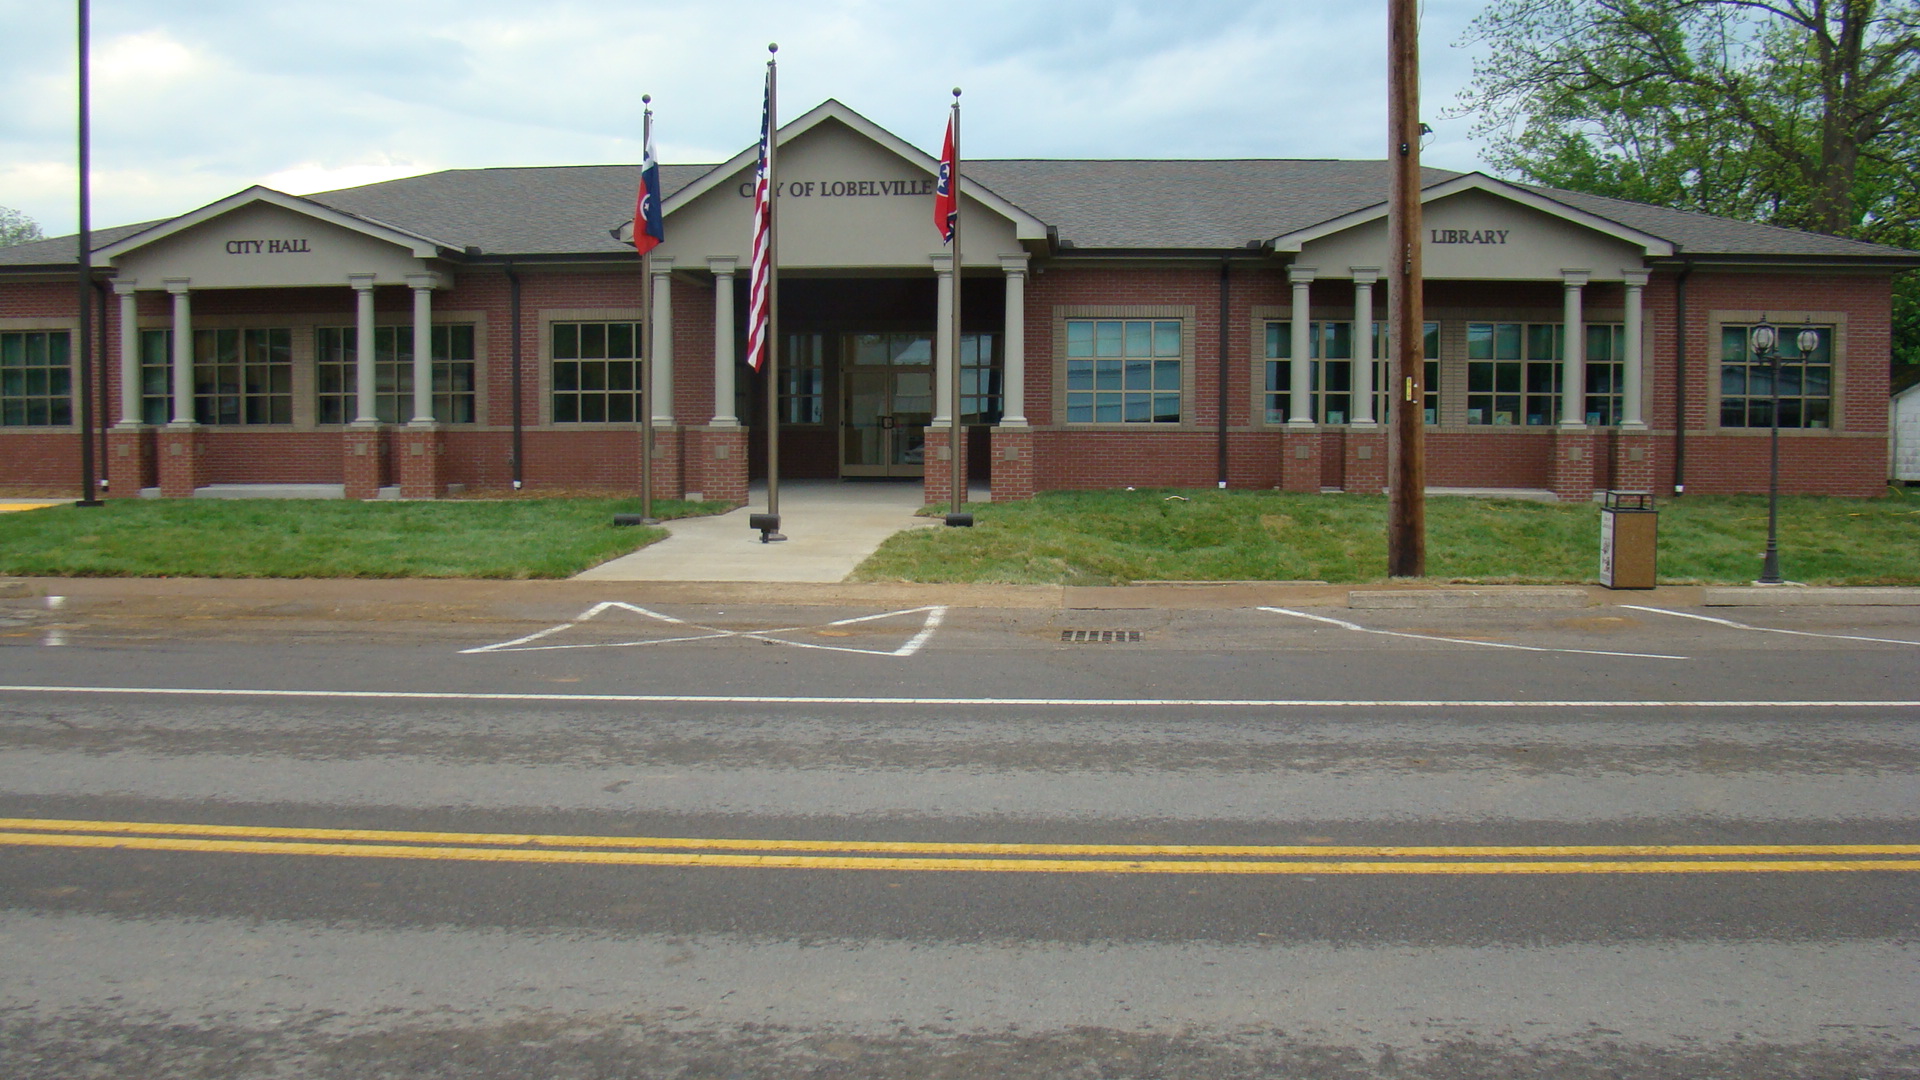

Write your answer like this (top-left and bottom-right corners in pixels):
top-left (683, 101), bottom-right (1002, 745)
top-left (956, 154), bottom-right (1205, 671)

top-left (4, 818), bottom-right (1918, 875)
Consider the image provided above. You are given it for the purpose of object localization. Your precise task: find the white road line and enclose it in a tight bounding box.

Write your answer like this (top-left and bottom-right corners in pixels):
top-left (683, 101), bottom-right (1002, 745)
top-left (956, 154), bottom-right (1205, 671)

top-left (1259, 607), bottom-right (1689, 661)
top-left (3, 684), bottom-right (1915, 709)
top-left (462, 603), bottom-right (947, 658)
top-left (1621, 605), bottom-right (1920, 646)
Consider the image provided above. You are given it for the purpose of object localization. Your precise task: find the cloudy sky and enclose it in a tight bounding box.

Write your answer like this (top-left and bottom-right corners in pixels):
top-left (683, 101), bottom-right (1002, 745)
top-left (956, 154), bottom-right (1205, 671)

top-left (2, 1), bottom-right (1496, 238)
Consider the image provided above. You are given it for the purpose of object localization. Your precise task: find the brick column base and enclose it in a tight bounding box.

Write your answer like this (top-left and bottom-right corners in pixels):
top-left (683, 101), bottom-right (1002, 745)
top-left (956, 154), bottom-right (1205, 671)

top-left (922, 425), bottom-right (971, 508)
top-left (396, 425), bottom-right (445, 499)
top-left (105, 425), bottom-right (156, 498)
top-left (1279, 426), bottom-right (1321, 492)
top-left (1344, 425), bottom-right (1388, 494)
top-left (156, 426), bottom-right (207, 498)
top-left (645, 425), bottom-right (683, 501)
top-left (342, 425), bottom-right (386, 500)
top-left (1550, 426), bottom-right (1599, 502)
top-left (1610, 427), bottom-right (1657, 492)
top-left (990, 426), bottom-right (1034, 502)
top-left (690, 425), bottom-right (749, 504)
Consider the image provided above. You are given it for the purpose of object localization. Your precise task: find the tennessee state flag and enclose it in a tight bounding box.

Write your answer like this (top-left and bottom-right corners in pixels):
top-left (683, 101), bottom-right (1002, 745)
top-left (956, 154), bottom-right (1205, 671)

top-left (933, 113), bottom-right (956, 243)
top-left (633, 124), bottom-right (664, 256)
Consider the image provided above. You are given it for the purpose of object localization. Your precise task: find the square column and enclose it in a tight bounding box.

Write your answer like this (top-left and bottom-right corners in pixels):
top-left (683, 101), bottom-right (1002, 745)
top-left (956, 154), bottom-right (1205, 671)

top-left (1349, 268), bottom-right (1379, 426)
top-left (350, 273), bottom-right (378, 424)
top-left (109, 280), bottom-right (154, 497)
top-left (689, 424), bottom-right (748, 504)
top-left (1344, 426), bottom-right (1388, 493)
top-left (1611, 427), bottom-right (1657, 491)
top-left (1280, 428), bottom-right (1322, 491)
top-left (342, 425), bottom-right (386, 500)
top-left (648, 425), bottom-right (683, 500)
top-left (990, 425), bottom-right (1033, 501)
top-left (923, 425), bottom-right (970, 508)
top-left (650, 256), bottom-right (675, 425)
top-left (999, 254), bottom-right (1028, 427)
top-left (1287, 266), bottom-right (1317, 426)
top-left (396, 425), bottom-right (444, 498)
top-left (708, 257), bottom-right (738, 425)
top-left (1559, 269), bottom-right (1589, 428)
top-left (157, 426), bottom-right (206, 497)
top-left (1621, 268), bottom-right (1649, 430)
top-left (1549, 426), bottom-right (1598, 501)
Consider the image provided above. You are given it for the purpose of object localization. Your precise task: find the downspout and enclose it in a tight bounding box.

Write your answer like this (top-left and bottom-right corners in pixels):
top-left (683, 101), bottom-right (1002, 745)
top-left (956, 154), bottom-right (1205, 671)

top-left (506, 261), bottom-right (524, 490)
top-left (1672, 261), bottom-right (1693, 495)
top-left (1217, 258), bottom-right (1230, 488)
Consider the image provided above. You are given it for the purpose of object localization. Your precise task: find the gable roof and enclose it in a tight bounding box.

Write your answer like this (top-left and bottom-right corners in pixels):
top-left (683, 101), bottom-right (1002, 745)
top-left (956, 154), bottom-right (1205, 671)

top-left (93, 185), bottom-right (458, 265)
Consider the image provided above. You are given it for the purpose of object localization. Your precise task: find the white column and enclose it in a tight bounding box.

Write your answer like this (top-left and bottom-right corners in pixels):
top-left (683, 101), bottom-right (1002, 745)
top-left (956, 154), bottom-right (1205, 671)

top-left (707, 257), bottom-right (738, 425)
top-left (999, 253), bottom-right (1028, 427)
top-left (932, 252), bottom-right (955, 425)
top-left (1288, 266), bottom-right (1317, 426)
top-left (1621, 268), bottom-right (1649, 430)
top-left (165, 278), bottom-right (193, 426)
top-left (407, 275), bottom-right (435, 425)
top-left (1559, 269), bottom-right (1590, 427)
top-left (114, 280), bottom-right (140, 427)
top-left (650, 256), bottom-right (675, 425)
top-left (349, 274), bottom-right (377, 425)
top-left (1349, 267), bottom-right (1379, 426)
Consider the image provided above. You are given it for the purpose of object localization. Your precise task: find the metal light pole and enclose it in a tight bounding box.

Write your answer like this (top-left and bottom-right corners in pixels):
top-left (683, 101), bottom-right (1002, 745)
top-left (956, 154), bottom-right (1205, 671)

top-left (1748, 318), bottom-right (1821, 585)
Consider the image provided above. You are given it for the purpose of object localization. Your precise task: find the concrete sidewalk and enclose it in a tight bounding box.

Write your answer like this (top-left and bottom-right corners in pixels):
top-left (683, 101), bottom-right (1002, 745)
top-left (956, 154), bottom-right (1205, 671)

top-left (575, 479), bottom-right (968, 583)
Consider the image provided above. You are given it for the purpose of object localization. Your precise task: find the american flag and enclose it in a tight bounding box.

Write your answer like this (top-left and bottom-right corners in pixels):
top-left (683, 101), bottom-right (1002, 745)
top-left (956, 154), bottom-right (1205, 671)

top-left (745, 70), bottom-right (774, 372)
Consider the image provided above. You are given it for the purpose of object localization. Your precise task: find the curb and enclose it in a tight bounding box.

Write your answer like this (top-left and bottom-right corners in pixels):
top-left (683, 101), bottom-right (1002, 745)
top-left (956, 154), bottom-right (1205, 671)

top-left (1350, 587), bottom-right (1593, 610)
top-left (1702, 586), bottom-right (1920, 607)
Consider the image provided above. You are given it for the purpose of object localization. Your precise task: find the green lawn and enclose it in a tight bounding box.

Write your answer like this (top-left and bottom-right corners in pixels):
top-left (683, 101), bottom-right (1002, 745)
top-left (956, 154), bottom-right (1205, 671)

top-left (0, 497), bottom-right (730, 579)
top-left (856, 486), bottom-right (1920, 586)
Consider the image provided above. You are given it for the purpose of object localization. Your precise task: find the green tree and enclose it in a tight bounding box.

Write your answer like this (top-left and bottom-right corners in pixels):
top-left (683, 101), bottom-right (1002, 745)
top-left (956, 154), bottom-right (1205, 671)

top-left (0, 206), bottom-right (44, 247)
top-left (1452, 0), bottom-right (1920, 364)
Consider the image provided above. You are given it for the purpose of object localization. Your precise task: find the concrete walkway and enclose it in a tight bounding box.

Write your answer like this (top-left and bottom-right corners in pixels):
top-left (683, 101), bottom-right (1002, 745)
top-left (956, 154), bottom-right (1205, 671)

top-left (575, 479), bottom-right (976, 583)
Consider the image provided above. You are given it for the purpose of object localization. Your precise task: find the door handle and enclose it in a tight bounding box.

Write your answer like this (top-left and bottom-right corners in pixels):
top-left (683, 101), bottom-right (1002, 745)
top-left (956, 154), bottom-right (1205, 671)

top-left (880, 415), bottom-right (895, 429)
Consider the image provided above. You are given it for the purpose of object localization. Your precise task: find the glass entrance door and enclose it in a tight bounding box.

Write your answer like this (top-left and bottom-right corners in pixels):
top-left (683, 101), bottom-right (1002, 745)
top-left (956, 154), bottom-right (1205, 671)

top-left (841, 332), bottom-right (932, 477)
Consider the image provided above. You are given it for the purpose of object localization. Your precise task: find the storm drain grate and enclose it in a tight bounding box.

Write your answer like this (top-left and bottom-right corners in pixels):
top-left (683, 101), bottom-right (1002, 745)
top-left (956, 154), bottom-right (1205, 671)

top-left (1060, 629), bottom-right (1144, 644)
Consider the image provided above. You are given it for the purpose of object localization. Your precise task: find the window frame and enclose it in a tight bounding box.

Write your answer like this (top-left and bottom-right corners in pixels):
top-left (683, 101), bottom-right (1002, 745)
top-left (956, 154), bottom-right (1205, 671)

top-left (1713, 313), bottom-right (1845, 432)
top-left (0, 327), bottom-right (75, 429)
top-left (543, 311), bottom-right (647, 426)
top-left (1055, 307), bottom-right (1194, 427)
top-left (315, 323), bottom-right (479, 425)
top-left (1261, 319), bottom-right (1439, 426)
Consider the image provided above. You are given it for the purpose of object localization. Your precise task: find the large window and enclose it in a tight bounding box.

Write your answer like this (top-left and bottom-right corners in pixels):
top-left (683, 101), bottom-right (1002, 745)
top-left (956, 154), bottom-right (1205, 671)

top-left (551, 321), bottom-right (642, 423)
top-left (1065, 318), bottom-right (1181, 423)
top-left (781, 332), bottom-right (827, 424)
top-left (961, 332), bottom-right (1001, 425)
top-left (1584, 324), bottom-right (1626, 427)
top-left (1466, 322), bottom-right (1561, 426)
top-left (1720, 324), bottom-right (1833, 429)
top-left (317, 325), bottom-right (477, 424)
top-left (194, 328), bottom-right (292, 425)
top-left (1266, 321), bottom-right (1437, 425)
top-left (0, 330), bottom-right (72, 427)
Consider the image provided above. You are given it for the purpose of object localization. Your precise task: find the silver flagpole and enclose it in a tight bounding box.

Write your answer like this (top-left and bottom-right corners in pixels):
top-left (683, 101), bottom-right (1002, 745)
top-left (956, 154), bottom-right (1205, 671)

top-left (765, 44), bottom-right (783, 530)
top-left (946, 88), bottom-right (968, 526)
top-left (639, 96), bottom-right (655, 524)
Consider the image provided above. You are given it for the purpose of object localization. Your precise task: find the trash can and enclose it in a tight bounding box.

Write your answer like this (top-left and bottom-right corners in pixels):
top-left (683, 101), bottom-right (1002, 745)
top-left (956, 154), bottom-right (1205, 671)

top-left (1599, 490), bottom-right (1657, 589)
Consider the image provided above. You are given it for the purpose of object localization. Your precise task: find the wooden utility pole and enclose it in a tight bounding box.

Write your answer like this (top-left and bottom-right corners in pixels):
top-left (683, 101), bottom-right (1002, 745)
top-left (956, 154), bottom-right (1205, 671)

top-left (1386, 0), bottom-right (1425, 576)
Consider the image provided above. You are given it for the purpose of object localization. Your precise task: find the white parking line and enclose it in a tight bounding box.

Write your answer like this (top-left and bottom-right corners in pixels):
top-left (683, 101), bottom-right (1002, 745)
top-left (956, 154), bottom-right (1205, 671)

top-left (1621, 605), bottom-right (1920, 646)
top-left (2, 684), bottom-right (1916, 708)
top-left (1259, 607), bottom-right (1689, 660)
top-left (462, 603), bottom-right (946, 658)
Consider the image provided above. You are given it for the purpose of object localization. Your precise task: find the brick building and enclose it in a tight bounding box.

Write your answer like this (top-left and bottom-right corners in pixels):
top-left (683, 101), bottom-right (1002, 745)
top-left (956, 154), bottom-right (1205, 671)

top-left (3, 100), bottom-right (1914, 503)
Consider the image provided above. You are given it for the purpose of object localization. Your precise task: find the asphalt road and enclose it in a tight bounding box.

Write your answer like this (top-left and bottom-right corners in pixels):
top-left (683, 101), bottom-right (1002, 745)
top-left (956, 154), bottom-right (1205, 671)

top-left (2, 592), bottom-right (1918, 1078)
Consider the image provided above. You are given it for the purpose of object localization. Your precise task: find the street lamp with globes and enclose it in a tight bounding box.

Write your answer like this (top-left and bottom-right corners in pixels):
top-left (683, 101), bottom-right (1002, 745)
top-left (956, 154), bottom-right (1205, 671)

top-left (1747, 316), bottom-right (1822, 585)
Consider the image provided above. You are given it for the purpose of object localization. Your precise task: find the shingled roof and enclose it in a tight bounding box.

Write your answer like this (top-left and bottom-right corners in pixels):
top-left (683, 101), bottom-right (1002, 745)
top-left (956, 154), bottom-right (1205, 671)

top-left (3, 156), bottom-right (1915, 268)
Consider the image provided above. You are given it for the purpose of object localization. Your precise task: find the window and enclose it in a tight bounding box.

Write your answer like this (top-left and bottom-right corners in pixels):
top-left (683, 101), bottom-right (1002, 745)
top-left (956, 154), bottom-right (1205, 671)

top-left (551, 321), bottom-right (642, 423)
top-left (317, 325), bottom-right (477, 424)
top-left (781, 333), bottom-right (826, 424)
top-left (961, 332), bottom-right (1001, 425)
top-left (1266, 321), bottom-right (1437, 424)
top-left (1720, 324), bottom-right (1833, 429)
top-left (1466, 322), bottom-right (1561, 426)
top-left (1066, 318), bottom-right (1181, 423)
top-left (194, 328), bottom-right (292, 425)
top-left (139, 329), bottom-right (172, 424)
top-left (0, 330), bottom-right (72, 427)
top-left (1584, 324), bottom-right (1626, 427)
